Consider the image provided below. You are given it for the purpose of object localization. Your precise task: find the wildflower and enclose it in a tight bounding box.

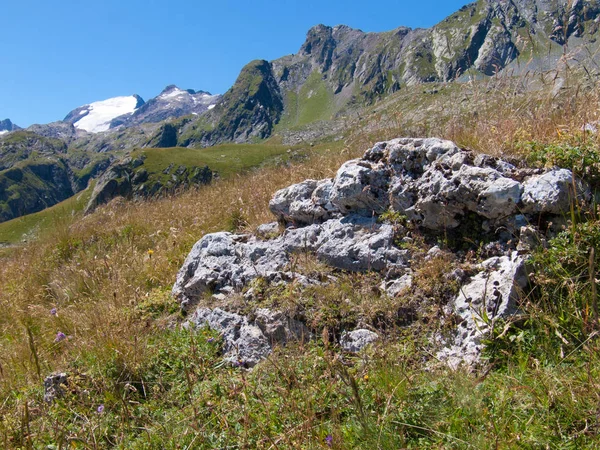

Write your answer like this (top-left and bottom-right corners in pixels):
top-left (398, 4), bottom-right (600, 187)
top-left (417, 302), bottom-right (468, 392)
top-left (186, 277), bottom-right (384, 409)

top-left (207, 337), bottom-right (215, 343)
top-left (325, 435), bottom-right (333, 447)
top-left (147, 249), bottom-right (154, 257)
top-left (50, 308), bottom-right (57, 316)
top-left (97, 404), bottom-right (105, 414)
top-left (363, 374), bottom-right (369, 382)
top-left (54, 332), bottom-right (67, 343)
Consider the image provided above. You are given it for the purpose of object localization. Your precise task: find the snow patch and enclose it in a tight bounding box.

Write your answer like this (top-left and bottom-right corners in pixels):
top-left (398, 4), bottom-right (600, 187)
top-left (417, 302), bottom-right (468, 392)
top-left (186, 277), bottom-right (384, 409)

top-left (0, 130), bottom-right (8, 135)
top-left (208, 104), bottom-right (216, 110)
top-left (160, 88), bottom-right (186, 99)
top-left (73, 96), bottom-right (140, 133)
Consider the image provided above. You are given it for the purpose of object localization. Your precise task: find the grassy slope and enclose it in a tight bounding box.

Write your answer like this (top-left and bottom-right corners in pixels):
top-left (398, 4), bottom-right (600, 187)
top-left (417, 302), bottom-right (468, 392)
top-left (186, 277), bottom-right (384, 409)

top-left (277, 72), bottom-right (336, 130)
top-left (0, 184), bottom-right (94, 246)
top-left (0, 141), bottom-right (328, 246)
top-left (2, 71), bottom-right (600, 447)
top-left (133, 143), bottom-right (297, 180)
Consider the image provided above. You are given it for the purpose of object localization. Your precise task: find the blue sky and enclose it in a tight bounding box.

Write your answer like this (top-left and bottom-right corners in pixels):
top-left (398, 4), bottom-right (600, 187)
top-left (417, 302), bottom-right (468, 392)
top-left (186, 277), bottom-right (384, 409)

top-left (0, 0), bottom-right (471, 127)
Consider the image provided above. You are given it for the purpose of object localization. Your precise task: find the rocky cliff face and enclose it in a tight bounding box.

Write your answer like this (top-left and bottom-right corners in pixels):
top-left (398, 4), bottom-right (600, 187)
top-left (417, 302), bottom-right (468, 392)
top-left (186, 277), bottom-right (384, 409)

top-left (84, 155), bottom-right (213, 214)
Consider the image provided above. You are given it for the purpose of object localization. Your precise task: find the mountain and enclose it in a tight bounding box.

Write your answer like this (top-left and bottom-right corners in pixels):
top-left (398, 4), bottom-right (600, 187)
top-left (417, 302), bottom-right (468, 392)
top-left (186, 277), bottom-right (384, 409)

top-left (64, 95), bottom-right (145, 133)
top-left (110, 85), bottom-right (221, 129)
top-left (0, 119), bottom-right (21, 135)
top-left (63, 86), bottom-right (221, 135)
top-left (177, 0), bottom-right (600, 147)
top-left (179, 61), bottom-right (284, 147)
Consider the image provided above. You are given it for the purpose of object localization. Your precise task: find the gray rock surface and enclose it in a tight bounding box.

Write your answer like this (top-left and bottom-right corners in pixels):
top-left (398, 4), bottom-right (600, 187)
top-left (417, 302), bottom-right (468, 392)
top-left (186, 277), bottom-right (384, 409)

top-left (521, 169), bottom-right (586, 214)
top-left (438, 252), bottom-right (529, 368)
top-left (44, 373), bottom-right (68, 403)
top-left (340, 329), bottom-right (380, 352)
top-left (381, 274), bottom-right (413, 297)
top-left (269, 179), bottom-right (338, 225)
top-left (187, 308), bottom-right (309, 367)
top-left (173, 215), bottom-right (410, 309)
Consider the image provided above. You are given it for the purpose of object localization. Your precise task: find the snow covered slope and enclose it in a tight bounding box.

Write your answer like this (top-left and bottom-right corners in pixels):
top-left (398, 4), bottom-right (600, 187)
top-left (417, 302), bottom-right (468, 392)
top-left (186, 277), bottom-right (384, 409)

top-left (110, 85), bottom-right (221, 128)
top-left (64, 95), bottom-right (145, 133)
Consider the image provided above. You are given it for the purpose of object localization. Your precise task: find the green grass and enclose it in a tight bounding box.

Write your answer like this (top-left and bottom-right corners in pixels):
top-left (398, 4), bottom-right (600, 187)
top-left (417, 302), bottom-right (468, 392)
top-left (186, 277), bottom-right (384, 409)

top-left (278, 72), bottom-right (335, 129)
top-left (0, 184), bottom-right (93, 245)
top-left (133, 142), bottom-right (308, 180)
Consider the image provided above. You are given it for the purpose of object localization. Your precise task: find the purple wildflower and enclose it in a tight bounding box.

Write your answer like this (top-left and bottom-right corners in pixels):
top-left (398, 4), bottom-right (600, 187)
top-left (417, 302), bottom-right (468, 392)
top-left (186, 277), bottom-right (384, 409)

top-left (50, 308), bottom-right (57, 316)
top-left (325, 435), bottom-right (333, 447)
top-left (54, 332), bottom-right (67, 343)
top-left (207, 337), bottom-right (215, 343)
top-left (97, 404), bottom-right (105, 413)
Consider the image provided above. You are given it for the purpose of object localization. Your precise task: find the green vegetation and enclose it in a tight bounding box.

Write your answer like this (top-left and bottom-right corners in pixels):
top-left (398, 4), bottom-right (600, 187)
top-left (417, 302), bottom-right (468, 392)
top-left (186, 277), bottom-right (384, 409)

top-left (133, 143), bottom-right (302, 180)
top-left (4, 26), bottom-right (600, 448)
top-left (524, 138), bottom-right (600, 187)
top-left (0, 184), bottom-right (93, 245)
top-left (0, 131), bottom-right (67, 170)
top-left (0, 159), bottom-right (74, 223)
top-left (179, 60), bottom-right (284, 147)
top-left (278, 72), bottom-right (336, 129)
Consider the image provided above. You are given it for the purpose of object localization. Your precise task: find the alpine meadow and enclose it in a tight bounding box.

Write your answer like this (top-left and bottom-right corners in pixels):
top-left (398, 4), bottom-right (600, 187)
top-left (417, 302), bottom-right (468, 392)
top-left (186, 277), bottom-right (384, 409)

top-left (3, 0), bottom-right (600, 448)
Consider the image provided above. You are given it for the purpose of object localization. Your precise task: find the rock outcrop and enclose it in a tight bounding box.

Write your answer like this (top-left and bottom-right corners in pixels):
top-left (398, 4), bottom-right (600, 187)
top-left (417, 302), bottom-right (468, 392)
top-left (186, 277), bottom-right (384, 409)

top-left (186, 308), bottom-right (310, 367)
top-left (174, 137), bottom-right (588, 368)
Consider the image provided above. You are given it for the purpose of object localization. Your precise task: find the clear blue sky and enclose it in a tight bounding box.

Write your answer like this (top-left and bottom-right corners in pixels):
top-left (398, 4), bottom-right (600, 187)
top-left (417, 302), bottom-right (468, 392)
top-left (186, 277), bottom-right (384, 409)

top-left (0, 0), bottom-right (471, 127)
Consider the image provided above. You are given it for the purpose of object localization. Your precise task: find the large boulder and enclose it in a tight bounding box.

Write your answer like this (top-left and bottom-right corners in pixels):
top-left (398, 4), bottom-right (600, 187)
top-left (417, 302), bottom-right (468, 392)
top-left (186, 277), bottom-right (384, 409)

top-left (266, 138), bottom-right (587, 232)
top-left (175, 137), bottom-right (586, 368)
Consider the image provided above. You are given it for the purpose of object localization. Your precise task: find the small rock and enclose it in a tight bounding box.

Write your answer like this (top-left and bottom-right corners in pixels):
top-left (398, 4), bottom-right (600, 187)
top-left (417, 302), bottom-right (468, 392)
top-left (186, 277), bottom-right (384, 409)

top-left (426, 245), bottom-right (445, 259)
top-left (44, 373), bottom-right (68, 403)
top-left (517, 226), bottom-right (546, 253)
top-left (187, 308), bottom-right (309, 367)
top-left (340, 329), bottom-right (379, 352)
top-left (256, 222), bottom-right (280, 238)
top-left (381, 274), bottom-right (413, 297)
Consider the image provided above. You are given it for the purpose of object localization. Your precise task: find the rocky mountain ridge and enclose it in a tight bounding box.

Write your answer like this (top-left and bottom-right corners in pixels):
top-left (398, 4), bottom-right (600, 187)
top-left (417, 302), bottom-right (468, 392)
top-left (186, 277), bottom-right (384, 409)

top-left (177, 0), bottom-right (600, 147)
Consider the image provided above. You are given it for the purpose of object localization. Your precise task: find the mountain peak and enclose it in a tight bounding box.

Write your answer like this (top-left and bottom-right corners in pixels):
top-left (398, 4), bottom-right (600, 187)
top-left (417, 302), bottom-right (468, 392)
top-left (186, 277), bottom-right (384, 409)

top-left (64, 95), bottom-right (145, 133)
top-left (0, 118), bottom-right (21, 135)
